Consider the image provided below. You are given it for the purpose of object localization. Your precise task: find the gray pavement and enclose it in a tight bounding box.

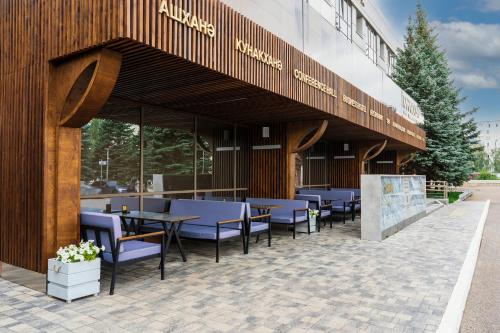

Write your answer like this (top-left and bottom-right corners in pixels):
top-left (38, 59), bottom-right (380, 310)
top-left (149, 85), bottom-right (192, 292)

top-left (460, 186), bottom-right (500, 333)
top-left (0, 201), bottom-right (487, 333)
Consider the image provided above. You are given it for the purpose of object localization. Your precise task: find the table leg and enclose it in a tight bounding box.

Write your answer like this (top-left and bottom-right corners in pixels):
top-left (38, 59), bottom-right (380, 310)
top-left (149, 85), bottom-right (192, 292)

top-left (171, 222), bottom-right (187, 262)
top-left (120, 216), bottom-right (130, 236)
top-left (135, 219), bottom-right (143, 235)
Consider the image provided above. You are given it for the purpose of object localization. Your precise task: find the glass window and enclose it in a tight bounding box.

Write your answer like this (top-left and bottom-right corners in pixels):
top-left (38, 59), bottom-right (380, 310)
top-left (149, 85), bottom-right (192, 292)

top-left (366, 24), bottom-right (377, 63)
top-left (302, 142), bottom-right (328, 187)
top-left (196, 117), bottom-right (234, 195)
top-left (356, 10), bottom-right (364, 37)
top-left (143, 108), bottom-right (195, 193)
top-left (336, 0), bottom-right (352, 40)
top-left (388, 50), bottom-right (396, 75)
top-left (235, 126), bottom-right (250, 195)
top-left (379, 40), bottom-right (386, 60)
top-left (81, 102), bottom-right (248, 210)
top-left (81, 114), bottom-right (140, 196)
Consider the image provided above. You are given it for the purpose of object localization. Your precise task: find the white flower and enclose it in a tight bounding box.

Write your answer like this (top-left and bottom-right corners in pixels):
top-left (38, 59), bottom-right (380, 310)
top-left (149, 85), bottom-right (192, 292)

top-left (56, 240), bottom-right (101, 263)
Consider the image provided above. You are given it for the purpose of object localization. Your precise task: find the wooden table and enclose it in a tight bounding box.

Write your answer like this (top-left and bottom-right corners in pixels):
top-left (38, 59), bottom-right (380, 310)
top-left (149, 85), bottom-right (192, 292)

top-left (250, 204), bottom-right (282, 215)
top-left (114, 211), bottom-right (199, 262)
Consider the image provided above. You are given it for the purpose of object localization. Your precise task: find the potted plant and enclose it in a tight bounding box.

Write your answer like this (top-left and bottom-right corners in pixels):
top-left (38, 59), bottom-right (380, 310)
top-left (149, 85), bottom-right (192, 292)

top-left (296, 209), bottom-right (319, 233)
top-left (308, 209), bottom-right (319, 233)
top-left (47, 240), bottom-right (104, 303)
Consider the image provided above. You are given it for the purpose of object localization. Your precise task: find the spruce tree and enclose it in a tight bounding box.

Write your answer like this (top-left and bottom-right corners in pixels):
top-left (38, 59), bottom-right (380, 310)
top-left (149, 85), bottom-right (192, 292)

top-left (392, 5), bottom-right (479, 185)
top-left (81, 118), bottom-right (139, 185)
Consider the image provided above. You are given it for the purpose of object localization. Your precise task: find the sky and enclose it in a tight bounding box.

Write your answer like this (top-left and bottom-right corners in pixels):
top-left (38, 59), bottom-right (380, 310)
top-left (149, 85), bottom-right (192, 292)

top-left (375, 0), bottom-right (500, 122)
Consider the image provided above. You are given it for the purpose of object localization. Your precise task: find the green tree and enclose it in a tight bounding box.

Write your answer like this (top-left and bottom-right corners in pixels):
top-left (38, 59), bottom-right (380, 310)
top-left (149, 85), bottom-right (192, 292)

top-left (81, 119), bottom-right (139, 185)
top-left (392, 5), bottom-right (479, 185)
top-left (143, 126), bottom-right (194, 179)
top-left (472, 148), bottom-right (490, 172)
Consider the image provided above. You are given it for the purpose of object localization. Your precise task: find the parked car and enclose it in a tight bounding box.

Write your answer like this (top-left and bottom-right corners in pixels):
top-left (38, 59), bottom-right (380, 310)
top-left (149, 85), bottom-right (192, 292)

top-left (80, 182), bottom-right (101, 196)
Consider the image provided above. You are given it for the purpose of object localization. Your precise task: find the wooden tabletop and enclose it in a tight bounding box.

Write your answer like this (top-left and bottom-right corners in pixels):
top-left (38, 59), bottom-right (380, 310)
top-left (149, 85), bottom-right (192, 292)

top-left (250, 204), bottom-right (282, 210)
top-left (113, 211), bottom-right (199, 223)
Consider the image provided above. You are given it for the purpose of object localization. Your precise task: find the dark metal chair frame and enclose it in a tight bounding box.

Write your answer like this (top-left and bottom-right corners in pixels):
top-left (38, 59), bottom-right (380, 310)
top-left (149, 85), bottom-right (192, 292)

top-left (291, 208), bottom-right (311, 239)
top-left (246, 213), bottom-right (272, 253)
top-left (80, 225), bottom-right (165, 295)
top-left (174, 218), bottom-right (246, 263)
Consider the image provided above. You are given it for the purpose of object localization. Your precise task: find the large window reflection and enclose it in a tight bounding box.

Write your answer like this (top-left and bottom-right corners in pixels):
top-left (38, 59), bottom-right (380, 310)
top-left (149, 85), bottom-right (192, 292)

top-left (81, 114), bottom-right (140, 196)
top-left (143, 108), bottom-right (195, 192)
top-left (81, 103), bottom-right (249, 208)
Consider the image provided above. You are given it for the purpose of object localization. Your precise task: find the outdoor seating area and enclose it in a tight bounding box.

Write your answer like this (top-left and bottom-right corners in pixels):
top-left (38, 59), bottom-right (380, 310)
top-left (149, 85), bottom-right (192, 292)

top-left (79, 193), bottom-right (364, 293)
top-left (297, 188), bottom-right (361, 224)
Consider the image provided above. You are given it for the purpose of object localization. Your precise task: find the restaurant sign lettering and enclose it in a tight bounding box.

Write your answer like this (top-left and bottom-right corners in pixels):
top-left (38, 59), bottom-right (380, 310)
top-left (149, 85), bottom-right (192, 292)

top-left (159, 0), bottom-right (216, 38)
top-left (235, 38), bottom-right (283, 71)
top-left (293, 69), bottom-right (337, 98)
top-left (342, 95), bottom-right (367, 113)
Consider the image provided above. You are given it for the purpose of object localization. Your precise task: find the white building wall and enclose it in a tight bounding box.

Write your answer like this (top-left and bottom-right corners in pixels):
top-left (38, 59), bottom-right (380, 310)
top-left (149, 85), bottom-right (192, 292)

top-left (478, 120), bottom-right (500, 161)
top-left (221, 0), bottom-right (424, 125)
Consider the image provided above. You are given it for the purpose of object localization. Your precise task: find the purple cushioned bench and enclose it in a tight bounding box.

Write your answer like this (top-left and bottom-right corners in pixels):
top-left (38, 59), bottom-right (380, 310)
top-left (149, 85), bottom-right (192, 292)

top-left (295, 194), bottom-right (332, 232)
top-left (80, 212), bottom-right (165, 295)
top-left (169, 199), bottom-right (246, 262)
top-left (329, 188), bottom-right (361, 212)
top-left (245, 198), bottom-right (309, 239)
top-left (297, 189), bottom-right (356, 225)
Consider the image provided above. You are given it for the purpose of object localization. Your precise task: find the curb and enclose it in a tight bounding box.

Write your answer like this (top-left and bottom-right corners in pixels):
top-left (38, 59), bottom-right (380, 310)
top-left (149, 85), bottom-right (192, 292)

top-left (437, 200), bottom-right (491, 333)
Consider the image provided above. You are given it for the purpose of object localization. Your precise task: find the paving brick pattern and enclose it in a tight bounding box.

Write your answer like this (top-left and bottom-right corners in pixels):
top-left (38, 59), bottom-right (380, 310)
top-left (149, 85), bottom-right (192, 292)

top-left (0, 201), bottom-right (486, 333)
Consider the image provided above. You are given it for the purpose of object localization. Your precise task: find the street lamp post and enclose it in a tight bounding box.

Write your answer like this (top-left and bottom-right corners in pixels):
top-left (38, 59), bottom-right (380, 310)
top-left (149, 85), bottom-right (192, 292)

top-left (106, 148), bottom-right (110, 180)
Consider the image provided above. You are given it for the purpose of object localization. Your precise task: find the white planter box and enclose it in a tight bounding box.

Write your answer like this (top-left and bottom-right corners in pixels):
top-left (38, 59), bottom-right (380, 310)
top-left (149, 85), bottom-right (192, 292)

top-left (296, 216), bottom-right (316, 233)
top-left (47, 258), bottom-right (101, 303)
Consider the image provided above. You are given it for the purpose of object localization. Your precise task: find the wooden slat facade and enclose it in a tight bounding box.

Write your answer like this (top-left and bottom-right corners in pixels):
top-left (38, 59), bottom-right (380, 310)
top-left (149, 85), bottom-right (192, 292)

top-left (0, 0), bottom-right (425, 272)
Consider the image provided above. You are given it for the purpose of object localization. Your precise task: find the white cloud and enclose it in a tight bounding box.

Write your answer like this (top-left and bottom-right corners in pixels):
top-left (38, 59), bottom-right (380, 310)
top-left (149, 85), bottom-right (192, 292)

top-left (433, 20), bottom-right (500, 89)
top-left (481, 0), bottom-right (500, 12)
top-left (434, 21), bottom-right (500, 59)
top-left (454, 73), bottom-right (498, 89)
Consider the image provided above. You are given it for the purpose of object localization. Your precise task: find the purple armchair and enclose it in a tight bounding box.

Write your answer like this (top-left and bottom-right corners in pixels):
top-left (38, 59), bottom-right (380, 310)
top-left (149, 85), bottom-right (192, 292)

top-left (80, 212), bottom-right (165, 295)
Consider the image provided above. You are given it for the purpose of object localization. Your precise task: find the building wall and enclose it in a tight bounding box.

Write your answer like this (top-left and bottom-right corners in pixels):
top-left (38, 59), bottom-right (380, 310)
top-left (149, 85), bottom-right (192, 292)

top-left (478, 120), bottom-right (500, 162)
top-left (0, 0), bottom-right (122, 272)
top-left (220, 0), bottom-right (424, 125)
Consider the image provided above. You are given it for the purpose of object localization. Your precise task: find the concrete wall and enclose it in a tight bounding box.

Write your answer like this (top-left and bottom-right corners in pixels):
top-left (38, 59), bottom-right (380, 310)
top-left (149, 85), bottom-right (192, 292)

top-left (361, 175), bottom-right (427, 241)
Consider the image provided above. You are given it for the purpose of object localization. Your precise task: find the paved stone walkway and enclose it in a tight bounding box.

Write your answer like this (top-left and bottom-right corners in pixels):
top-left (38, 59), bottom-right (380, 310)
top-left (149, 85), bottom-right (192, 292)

top-left (0, 201), bottom-right (487, 333)
top-left (460, 186), bottom-right (500, 333)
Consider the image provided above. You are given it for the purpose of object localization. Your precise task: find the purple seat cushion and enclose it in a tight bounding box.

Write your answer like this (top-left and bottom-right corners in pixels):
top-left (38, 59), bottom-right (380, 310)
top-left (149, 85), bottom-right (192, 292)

top-left (143, 198), bottom-right (168, 212)
top-left (245, 198), bottom-right (308, 221)
top-left (271, 215), bottom-right (307, 224)
top-left (250, 222), bottom-right (269, 233)
top-left (102, 240), bottom-right (161, 263)
top-left (179, 224), bottom-right (241, 240)
top-left (171, 200), bottom-right (245, 229)
top-left (295, 194), bottom-right (321, 210)
top-left (320, 210), bottom-right (331, 217)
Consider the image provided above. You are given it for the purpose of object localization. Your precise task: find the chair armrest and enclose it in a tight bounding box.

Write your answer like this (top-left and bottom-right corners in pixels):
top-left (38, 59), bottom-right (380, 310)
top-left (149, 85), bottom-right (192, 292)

top-left (250, 214), bottom-right (271, 221)
top-left (118, 231), bottom-right (165, 242)
top-left (293, 208), bottom-right (309, 213)
top-left (217, 218), bottom-right (244, 225)
top-left (321, 203), bottom-right (332, 210)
